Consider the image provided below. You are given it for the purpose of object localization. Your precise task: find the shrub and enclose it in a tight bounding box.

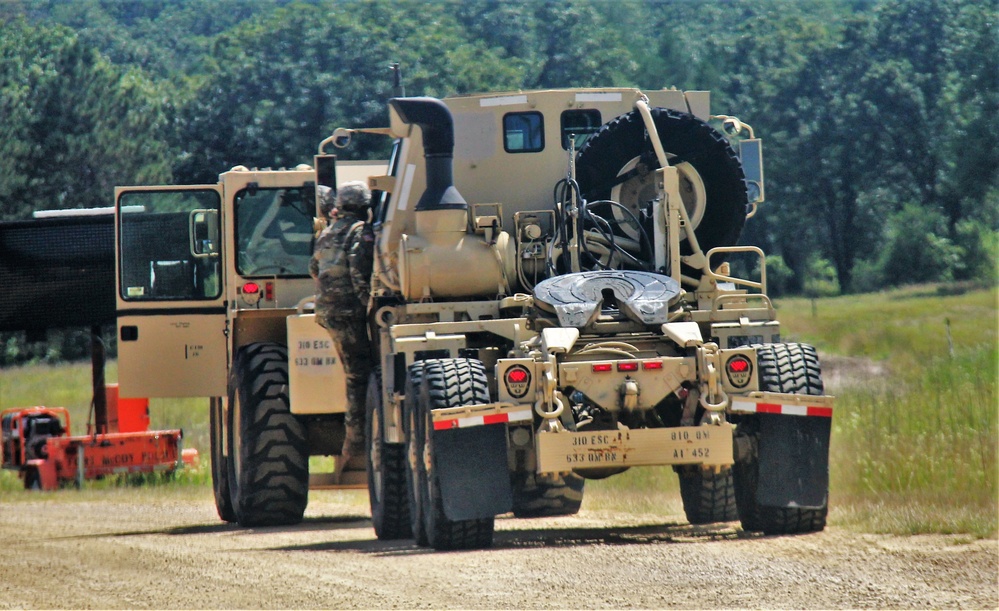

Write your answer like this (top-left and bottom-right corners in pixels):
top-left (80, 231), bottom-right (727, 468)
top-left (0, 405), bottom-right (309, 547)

top-left (878, 204), bottom-right (963, 286)
top-left (952, 219), bottom-right (998, 284)
top-left (804, 255), bottom-right (840, 297)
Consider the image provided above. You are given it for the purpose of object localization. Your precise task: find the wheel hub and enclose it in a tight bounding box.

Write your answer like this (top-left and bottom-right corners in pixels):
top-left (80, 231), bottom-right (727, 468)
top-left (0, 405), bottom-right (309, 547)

top-left (610, 157), bottom-right (706, 241)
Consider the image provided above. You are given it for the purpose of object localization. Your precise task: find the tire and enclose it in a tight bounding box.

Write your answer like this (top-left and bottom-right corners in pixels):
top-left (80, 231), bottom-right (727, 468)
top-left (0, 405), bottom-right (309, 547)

top-left (367, 368), bottom-right (411, 540)
top-left (511, 471), bottom-right (584, 518)
top-left (734, 343), bottom-right (828, 534)
top-left (418, 358), bottom-right (495, 550)
top-left (227, 343), bottom-right (309, 527)
top-left (23, 466), bottom-right (41, 490)
top-left (404, 363), bottom-right (428, 546)
top-left (676, 466), bottom-right (738, 525)
top-left (575, 107), bottom-right (748, 273)
top-left (210, 397), bottom-right (236, 522)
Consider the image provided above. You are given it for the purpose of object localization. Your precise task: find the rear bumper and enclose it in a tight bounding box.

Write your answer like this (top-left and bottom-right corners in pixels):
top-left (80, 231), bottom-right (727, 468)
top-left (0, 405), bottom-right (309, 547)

top-left (536, 425), bottom-right (735, 474)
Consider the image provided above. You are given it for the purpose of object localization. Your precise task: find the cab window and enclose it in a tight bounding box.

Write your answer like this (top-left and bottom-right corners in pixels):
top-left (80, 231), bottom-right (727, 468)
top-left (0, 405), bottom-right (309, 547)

top-left (561, 109), bottom-right (602, 150)
top-left (118, 189), bottom-right (222, 301)
top-left (504, 112), bottom-right (544, 153)
top-left (234, 186), bottom-right (315, 277)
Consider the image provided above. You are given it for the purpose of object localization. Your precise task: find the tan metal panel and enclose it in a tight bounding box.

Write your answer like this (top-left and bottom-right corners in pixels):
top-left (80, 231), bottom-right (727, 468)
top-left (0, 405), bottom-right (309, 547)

top-left (287, 314), bottom-right (346, 415)
top-left (117, 313), bottom-right (227, 398)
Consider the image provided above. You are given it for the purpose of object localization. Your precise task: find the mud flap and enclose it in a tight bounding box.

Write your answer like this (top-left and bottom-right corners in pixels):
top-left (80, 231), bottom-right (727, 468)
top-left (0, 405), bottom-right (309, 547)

top-left (756, 414), bottom-right (830, 508)
top-left (433, 425), bottom-right (512, 521)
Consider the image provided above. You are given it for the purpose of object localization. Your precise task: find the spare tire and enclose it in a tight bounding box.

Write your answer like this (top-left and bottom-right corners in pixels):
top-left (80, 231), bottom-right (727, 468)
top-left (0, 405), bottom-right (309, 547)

top-left (575, 108), bottom-right (748, 273)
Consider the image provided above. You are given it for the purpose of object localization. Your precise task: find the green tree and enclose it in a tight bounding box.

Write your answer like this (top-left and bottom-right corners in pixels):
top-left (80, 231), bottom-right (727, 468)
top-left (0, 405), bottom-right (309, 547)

top-left (829, 0), bottom-right (999, 289)
top-left (714, 3), bottom-right (851, 291)
top-left (721, 0), bottom-right (998, 292)
top-left (20, 0), bottom-right (268, 77)
top-left (172, 1), bottom-right (523, 183)
top-left (934, 0), bottom-right (999, 229)
top-left (454, 0), bottom-right (636, 89)
top-left (0, 19), bottom-right (173, 219)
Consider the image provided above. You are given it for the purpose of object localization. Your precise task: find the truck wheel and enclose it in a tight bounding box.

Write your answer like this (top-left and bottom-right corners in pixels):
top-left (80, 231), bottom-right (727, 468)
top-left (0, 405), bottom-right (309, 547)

top-left (676, 466), bottom-right (738, 525)
top-left (511, 471), bottom-right (584, 518)
top-left (404, 363), bottom-right (428, 545)
top-left (734, 343), bottom-right (828, 534)
top-left (418, 358), bottom-right (494, 550)
top-left (367, 368), bottom-right (412, 540)
top-left (227, 342), bottom-right (309, 527)
top-left (210, 397), bottom-right (236, 522)
top-left (575, 107), bottom-right (748, 272)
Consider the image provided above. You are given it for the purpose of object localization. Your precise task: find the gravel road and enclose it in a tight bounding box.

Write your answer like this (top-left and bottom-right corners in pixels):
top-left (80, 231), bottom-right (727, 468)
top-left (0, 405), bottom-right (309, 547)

top-left (0, 489), bottom-right (995, 609)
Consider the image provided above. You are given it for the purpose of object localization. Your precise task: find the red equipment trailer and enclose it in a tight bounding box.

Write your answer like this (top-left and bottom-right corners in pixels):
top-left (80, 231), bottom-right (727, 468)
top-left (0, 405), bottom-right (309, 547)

top-left (1, 388), bottom-right (196, 490)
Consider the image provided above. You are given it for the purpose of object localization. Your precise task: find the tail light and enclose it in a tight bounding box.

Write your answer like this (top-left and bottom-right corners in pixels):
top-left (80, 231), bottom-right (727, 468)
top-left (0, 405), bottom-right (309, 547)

top-left (726, 355), bottom-right (753, 388)
top-left (503, 365), bottom-right (532, 399)
top-left (240, 282), bottom-right (262, 305)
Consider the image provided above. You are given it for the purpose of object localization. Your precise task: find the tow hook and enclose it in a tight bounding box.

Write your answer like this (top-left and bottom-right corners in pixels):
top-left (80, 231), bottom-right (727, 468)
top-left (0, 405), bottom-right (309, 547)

top-left (535, 364), bottom-right (564, 432)
top-left (697, 343), bottom-right (729, 419)
top-left (619, 377), bottom-right (639, 411)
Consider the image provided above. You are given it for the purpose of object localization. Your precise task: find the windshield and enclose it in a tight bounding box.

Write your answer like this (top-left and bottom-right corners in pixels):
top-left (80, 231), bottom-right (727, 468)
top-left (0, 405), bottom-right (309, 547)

top-left (235, 186), bottom-right (315, 277)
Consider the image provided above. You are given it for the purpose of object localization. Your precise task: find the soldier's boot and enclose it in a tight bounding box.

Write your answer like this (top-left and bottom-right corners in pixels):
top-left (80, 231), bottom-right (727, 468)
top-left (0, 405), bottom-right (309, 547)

top-left (337, 423), bottom-right (366, 473)
top-left (336, 392), bottom-right (367, 476)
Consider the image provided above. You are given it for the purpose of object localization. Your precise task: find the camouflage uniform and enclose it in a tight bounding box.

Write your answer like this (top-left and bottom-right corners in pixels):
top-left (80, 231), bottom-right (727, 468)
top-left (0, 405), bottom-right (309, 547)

top-left (309, 182), bottom-right (375, 459)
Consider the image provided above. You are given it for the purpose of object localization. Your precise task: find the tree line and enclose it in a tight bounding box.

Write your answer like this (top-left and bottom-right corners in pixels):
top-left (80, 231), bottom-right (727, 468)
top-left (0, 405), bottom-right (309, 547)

top-left (0, 0), bottom-right (995, 362)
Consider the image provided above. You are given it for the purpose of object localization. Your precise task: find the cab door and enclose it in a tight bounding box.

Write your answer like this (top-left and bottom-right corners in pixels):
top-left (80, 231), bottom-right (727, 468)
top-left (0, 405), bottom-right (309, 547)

top-left (115, 186), bottom-right (228, 398)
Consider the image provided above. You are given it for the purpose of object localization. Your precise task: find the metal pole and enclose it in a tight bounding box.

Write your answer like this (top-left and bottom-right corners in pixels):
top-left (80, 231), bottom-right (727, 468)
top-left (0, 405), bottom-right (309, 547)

top-left (76, 444), bottom-right (85, 489)
top-left (90, 326), bottom-right (108, 434)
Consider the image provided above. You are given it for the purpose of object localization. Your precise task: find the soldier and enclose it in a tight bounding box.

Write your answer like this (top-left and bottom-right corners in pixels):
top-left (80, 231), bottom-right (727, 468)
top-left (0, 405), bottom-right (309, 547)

top-left (309, 181), bottom-right (375, 468)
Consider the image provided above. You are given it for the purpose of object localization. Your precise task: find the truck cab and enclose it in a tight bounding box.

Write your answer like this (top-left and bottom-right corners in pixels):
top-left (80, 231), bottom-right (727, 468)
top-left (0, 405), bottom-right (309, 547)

top-left (114, 161), bottom-right (386, 524)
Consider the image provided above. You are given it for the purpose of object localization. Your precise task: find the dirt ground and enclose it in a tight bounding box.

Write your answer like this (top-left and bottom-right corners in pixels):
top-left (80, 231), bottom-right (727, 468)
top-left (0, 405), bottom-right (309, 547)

top-left (0, 489), bottom-right (995, 610)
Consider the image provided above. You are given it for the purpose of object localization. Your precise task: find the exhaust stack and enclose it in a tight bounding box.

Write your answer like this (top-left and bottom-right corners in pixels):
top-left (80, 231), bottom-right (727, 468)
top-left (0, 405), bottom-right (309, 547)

top-left (388, 97), bottom-right (466, 212)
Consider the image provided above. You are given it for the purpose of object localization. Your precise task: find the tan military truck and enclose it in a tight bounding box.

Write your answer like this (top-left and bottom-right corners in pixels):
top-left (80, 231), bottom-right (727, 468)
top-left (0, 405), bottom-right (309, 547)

top-left (114, 160), bottom-right (385, 525)
top-left (114, 87), bottom-right (833, 548)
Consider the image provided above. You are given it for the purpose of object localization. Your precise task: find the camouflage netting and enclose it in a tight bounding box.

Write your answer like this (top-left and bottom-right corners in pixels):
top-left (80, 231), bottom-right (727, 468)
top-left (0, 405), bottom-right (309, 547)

top-left (0, 215), bottom-right (116, 332)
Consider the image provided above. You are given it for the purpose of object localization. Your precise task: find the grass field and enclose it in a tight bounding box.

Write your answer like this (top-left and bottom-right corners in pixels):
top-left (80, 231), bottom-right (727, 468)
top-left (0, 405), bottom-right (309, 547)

top-left (2, 284), bottom-right (996, 537)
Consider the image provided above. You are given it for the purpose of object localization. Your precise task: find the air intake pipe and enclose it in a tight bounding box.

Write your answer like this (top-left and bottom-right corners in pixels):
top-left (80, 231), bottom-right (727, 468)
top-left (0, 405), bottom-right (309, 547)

top-left (388, 97), bottom-right (467, 211)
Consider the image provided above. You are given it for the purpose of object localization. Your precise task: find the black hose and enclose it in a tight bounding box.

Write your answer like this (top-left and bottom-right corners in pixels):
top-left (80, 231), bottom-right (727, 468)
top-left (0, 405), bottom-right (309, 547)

top-left (582, 200), bottom-right (654, 271)
top-left (548, 176), bottom-right (657, 274)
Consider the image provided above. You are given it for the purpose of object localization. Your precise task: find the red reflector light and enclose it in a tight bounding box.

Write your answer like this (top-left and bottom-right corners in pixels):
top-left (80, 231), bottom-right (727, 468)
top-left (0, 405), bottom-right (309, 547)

top-left (242, 282), bottom-right (260, 294)
top-left (728, 357), bottom-right (750, 373)
top-left (264, 282), bottom-right (274, 301)
top-left (591, 363), bottom-right (612, 373)
top-left (643, 361), bottom-right (663, 370)
top-left (617, 362), bottom-right (638, 372)
top-left (506, 368), bottom-right (528, 383)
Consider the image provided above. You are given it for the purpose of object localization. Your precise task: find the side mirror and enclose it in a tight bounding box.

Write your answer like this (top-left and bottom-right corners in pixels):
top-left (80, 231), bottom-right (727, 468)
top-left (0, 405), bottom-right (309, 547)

top-left (739, 139), bottom-right (765, 206)
top-left (315, 154), bottom-right (337, 187)
top-left (189, 209), bottom-right (220, 258)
